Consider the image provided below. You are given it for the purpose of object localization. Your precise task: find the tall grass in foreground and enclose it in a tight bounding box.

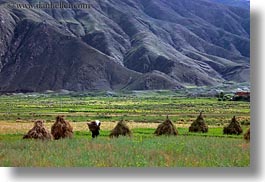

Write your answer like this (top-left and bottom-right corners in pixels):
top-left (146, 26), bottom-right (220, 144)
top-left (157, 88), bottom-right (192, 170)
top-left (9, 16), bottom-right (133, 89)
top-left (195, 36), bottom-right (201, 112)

top-left (0, 136), bottom-right (249, 167)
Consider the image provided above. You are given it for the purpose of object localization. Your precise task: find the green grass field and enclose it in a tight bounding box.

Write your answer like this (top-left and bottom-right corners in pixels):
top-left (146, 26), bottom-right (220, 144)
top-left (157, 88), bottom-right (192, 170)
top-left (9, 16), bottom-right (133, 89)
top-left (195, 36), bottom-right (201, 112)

top-left (0, 91), bottom-right (250, 167)
top-left (0, 136), bottom-right (249, 167)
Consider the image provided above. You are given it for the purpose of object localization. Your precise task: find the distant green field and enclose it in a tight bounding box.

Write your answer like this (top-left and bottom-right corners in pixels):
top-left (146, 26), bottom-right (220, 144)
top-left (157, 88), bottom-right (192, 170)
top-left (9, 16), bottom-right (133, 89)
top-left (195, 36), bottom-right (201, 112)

top-left (0, 92), bottom-right (250, 124)
top-left (0, 92), bottom-right (250, 167)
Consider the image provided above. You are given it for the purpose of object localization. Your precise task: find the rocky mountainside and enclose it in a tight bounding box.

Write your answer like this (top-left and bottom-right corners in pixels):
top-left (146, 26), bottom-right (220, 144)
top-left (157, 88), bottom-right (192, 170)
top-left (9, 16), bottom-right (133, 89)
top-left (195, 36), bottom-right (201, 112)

top-left (0, 0), bottom-right (250, 92)
top-left (210, 0), bottom-right (250, 9)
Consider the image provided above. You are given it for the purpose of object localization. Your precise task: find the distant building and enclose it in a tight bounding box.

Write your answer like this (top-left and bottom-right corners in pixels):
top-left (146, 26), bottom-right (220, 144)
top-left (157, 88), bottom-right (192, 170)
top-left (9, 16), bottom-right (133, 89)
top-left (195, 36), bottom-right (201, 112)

top-left (232, 91), bottom-right (250, 102)
top-left (235, 91), bottom-right (250, 97)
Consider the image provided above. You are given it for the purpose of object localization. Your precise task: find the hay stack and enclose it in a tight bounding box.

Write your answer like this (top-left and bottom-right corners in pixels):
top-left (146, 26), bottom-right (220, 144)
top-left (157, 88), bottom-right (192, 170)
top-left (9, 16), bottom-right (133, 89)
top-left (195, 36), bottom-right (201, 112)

top-left (223, 116), bottom-right (243, 135)
top-left (51, 116), bottom-right (73, 140)
top-left (189, 112), bottom-right (208, 133)
top-left (109, 120), bottom-right (132, 138)
top-left (23, 120), bottom-right (52, 140)
top-left (244, 128), bottom-right (250, 141)
top-left (154, 116), bottom-right (178, 136)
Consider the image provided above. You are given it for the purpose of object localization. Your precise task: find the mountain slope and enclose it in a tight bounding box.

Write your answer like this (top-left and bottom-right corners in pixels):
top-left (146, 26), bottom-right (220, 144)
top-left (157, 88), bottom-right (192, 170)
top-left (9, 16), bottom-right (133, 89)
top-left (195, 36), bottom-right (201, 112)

top-left (0, 0), bottom-right (250, 92)
top-left (210, 0), bottom-right (250, 9)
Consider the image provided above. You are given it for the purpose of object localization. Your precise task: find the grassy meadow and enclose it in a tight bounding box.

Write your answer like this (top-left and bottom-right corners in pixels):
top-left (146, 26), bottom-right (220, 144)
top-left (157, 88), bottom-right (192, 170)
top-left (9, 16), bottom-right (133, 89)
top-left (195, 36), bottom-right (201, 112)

top-left (0, 91), bottom-right (250, 167)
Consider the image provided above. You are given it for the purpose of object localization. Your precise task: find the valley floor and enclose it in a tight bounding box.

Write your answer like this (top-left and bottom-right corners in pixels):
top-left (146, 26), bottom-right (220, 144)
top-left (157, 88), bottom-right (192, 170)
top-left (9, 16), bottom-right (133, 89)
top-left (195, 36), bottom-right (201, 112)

top-left (0, 92), bottom-right (250, 167)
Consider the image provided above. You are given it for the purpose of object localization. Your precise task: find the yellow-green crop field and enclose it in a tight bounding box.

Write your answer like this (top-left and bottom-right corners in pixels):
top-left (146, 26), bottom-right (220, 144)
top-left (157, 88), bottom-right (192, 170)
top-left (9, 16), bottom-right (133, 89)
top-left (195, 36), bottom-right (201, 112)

top-left (0, 91), bottom-right (250, 167)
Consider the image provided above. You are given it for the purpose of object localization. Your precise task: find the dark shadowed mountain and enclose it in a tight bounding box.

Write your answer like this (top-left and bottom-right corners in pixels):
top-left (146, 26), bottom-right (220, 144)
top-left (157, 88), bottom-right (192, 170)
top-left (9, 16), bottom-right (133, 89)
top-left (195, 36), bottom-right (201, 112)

top-left (0, 0), bottom-right (250, 92)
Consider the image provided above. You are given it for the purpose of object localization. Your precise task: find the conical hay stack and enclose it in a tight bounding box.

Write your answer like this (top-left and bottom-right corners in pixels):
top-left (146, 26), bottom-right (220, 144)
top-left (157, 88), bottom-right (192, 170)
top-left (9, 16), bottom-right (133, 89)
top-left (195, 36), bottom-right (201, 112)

top-left (23, 120), bottom-right (52, 140)
top-left (109, 120), bottom-right (132, 138)
top-left (154, 116), bottom-right (178, 136)
top-left (189, 112), bottom-right (208, 133)
top-left (244, 128), bottom-right (250, 141)
top-left (223, 116), bottom-right (243, 135)
top-left (51, 116), bottom-right (73, 140)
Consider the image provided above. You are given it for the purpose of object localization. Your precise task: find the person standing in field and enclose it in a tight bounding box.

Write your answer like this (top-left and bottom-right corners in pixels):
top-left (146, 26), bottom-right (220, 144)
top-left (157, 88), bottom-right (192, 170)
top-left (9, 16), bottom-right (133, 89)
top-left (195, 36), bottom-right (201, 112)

top-left (87, 120), bottom-right (101, 138)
